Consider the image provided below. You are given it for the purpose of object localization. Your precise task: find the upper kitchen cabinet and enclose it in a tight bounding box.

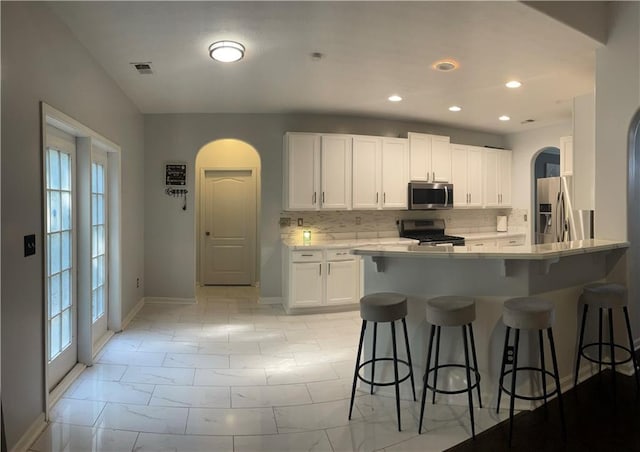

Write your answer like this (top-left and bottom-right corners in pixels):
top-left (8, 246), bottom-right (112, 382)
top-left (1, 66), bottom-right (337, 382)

top-left (408, 133), bottom-right (451, 182)
top-left (483, 149), bottom-right (512, 207)
top-left (560, 135), bottom-right (573, 176)
top-left (451, 145), bottom-right (483, 208)
top-left (381, 138), bottom-right (409, 209)
top-left (283, 132), bottom-right (320, 210)
top-left (352, 135), bottom-right (382, 209)
top-left (283, 132), bottom-right (352, 210)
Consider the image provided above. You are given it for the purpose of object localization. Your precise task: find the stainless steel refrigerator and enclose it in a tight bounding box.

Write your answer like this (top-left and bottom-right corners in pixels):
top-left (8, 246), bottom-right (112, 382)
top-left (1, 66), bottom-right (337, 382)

top-left (536, 176), bottom-right (594, 244)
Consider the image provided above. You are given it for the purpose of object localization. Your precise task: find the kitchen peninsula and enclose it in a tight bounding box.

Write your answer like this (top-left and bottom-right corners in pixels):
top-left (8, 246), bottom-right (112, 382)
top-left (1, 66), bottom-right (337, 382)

top-left (351, 239), bottom-right (629, 407)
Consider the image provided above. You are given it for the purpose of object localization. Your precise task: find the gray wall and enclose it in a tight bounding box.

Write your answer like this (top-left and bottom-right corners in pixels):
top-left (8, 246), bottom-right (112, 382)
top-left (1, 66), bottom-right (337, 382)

top-left (144, 114), bottom-right (505, 299)
top-left (1, 3), bottom-right (144, 448)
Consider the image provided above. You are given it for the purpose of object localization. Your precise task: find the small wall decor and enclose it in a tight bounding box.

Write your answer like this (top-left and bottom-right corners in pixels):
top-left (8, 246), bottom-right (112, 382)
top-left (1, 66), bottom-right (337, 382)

top-left (165, 162), bottom-right (188, 210)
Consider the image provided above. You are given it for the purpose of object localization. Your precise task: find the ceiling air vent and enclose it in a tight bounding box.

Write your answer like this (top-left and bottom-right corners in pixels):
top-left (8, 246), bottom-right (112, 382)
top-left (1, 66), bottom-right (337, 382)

top-left (131, 62), bottom-right (153, 75)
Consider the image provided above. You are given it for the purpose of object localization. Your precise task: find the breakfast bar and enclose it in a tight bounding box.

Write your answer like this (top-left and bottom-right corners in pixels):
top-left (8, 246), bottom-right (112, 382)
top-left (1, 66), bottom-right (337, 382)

top-left (351, 240), bottom-right (629, 408)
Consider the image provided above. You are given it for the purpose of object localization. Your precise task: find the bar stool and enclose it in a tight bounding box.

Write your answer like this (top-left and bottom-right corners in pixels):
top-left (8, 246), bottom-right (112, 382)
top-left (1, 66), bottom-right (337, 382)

top-left (574, 283), bottom-right (639, 395)
top-left (497, 297), bottom-right (566, 446)
top-left (418, 296), bottom-right (482, 437)
top-left (348, 292), bottom-right (416, 431)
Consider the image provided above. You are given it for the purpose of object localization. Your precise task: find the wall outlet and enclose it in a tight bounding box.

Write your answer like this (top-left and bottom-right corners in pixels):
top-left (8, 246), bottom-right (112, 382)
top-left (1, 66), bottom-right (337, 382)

top-left (505, 345), bottom-right (515, 364)
top-left (136, 277), bottom-right (140, 288)
top-left (355, 217), bottom-right (362, 225)
top-left (297, 218), bottom-right (304, 227)
top-left (24, 234), bottom-right (36, 257)
top-left (279, 217), bottom-right (291, 227)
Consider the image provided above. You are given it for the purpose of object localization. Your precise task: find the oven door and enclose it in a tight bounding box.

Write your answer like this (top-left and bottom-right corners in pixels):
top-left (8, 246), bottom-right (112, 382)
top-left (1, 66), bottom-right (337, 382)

top-left (409, 182), bottom-right (453, 209)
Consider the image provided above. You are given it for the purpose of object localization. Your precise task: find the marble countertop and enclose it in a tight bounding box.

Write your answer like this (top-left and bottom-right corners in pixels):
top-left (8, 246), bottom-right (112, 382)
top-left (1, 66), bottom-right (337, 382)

top-left (351, 239), bottom-right (629, 260)
top-left (282, 237), bottom-right (417, 250)
top-left (456, 231), bottom-right (526, 240)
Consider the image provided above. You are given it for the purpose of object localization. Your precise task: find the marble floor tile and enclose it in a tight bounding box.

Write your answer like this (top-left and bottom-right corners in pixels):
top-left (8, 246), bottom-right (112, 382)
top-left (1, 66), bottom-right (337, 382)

top-left (229, 330), bottom-right (286, 342)
top-left (133, 432), bottom-right (233, 452)
top-left (293, 348), bottom-right (356, 366)
top-left (66, 379), bottom-right (154, 404)
top-left (233, 430), bottom-right (333, 452)
top-left (95, 403), bottom-right (188, 434)
top-left (48, 398), bottom-right (106, 427)
top-left (307, 379), bottom-right (355, 403)
top-left (97, 349), bottom-right (166, 367)
top-left (163, 352), bottom-right (229, 369)
top-left (120, 366), bottom-right (195, 385)
top-left (194, 368), bottom-right (267, 386)
top-left (186, 407), bottom-right (277, 435)
top-left (259, 341), bottom-right (321, 354)
top-left (29, 424), bottom-right (138, 452)
top-left (229, 353), bottom-right (296, 370)
top-left (137, 340), bottom-right (200, 354)
top-left (265, 363), bottom-right (339, 385)
top-left (150, 385), bottom-right (230, 408)
top-left (274, 399), bottom-right (362, 433)
top-left (197, 341), bottom-right (261, 355)
top-left (231, 384), bottom-right (312, 408)
top-left (77, 363), bottom-right (127, 382)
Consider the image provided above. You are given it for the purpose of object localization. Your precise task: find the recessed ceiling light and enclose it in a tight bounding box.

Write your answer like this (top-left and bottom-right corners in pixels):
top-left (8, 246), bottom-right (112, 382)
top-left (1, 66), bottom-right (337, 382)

top-left (209, 40), bottom-right (245, 63)
top-left (505, 80), bottom-right (522, 89)
top-left (432, 59), bottom-right (459, 72)
top-left (388, 95), bottom-right (403, 102)
top-left (499, 115), bottom-right (511, 121)
top-left (449, 106), bottom-right (462, 112)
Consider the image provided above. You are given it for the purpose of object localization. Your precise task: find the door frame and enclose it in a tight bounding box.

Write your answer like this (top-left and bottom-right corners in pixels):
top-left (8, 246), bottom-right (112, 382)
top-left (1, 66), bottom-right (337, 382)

top-left (198, 167), bottom-right (259, 286)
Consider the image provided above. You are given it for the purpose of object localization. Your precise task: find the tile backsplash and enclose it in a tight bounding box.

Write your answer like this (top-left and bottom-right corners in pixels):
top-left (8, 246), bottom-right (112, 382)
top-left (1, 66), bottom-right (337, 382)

top-left (280, 208), bottom-right (527, 241)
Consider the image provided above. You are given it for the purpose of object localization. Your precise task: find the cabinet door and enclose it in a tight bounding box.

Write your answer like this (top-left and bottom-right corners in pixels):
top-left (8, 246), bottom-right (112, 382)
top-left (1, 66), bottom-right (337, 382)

top-left (499, 150), bottom-right (512, 207)
top-left (451, 145), bottom-right (469, 207)
top-left (483, 149), bottom-right (500, 207)
top-left (291, 262), bottom-right (323, 307)
top-left (467, 147), bottom-right (484, 207)
top-left (326, 259), bottom-right (359, 305)
top-left (431, 136), bottom-right (452, 182)
top-left (560, 136), bottom-right (573, 176)
top-left (285, 133), bottom-right (320, 210)
top-left (321, 135), bottom-right (352, 209)
top-left (381, 138), bottom-right (409, 209)
top-left (409, 133), bottom-right (430, 181)
top-left (352, 136), bottom-right (382, 209)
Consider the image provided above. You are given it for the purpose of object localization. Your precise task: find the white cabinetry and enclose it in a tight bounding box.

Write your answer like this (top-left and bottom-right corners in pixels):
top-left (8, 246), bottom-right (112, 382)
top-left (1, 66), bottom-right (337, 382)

top-left (451, 145), bottom-right (483, 208)
top-left (560, 135), bottom-right (573, 176)
top-left (321, 135), bottom-right (352, 209)
top-left (285, 248), bottom-right (360, 312)
top-left (352, 136), bottom-right (382, 209)
top-left (408, 133), bottom-right (451, 182)
top-left (483, 149), bottom-right (512, 207)
top-left (381, 138), bottom-right (409, 209)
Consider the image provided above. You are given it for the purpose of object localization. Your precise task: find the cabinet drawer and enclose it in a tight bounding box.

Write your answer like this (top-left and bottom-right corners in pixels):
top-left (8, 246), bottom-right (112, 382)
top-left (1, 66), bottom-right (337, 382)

top-left (498, 236), bottom-right (525, 246)
top-left (466, 240), bottom-right (496, 247)
top-left (291, 250), bottom-right (322, 262)
top-left (326, 249), bottom-right (354, 261)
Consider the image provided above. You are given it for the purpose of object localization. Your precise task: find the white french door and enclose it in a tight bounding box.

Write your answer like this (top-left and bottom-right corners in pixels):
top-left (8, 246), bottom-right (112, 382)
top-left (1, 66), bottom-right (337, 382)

top-left (45, 130), bottom-right (77, 391)
top-left (91, 151), bottom-right (108, 345)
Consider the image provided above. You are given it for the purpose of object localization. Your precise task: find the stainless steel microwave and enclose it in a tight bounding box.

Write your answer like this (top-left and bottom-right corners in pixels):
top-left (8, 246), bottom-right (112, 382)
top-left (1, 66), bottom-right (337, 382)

top-left (408, 182), bottom-right (453, 209)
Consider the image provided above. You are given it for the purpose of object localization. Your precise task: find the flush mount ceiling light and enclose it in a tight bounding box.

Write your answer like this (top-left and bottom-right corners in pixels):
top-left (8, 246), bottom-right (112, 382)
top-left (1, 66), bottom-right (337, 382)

top-left (505, 80), bottom-right (522, 88)
top-left (432, 59), bottom-right (459, 72)
top-left (448, 105), bottom-right (462, 112)
top-left (499, 115), bottom-right (511, 121)
top-left (388, 95), bottom-right (403, 102)
top-left (209, 40), bottom-right (245, 63)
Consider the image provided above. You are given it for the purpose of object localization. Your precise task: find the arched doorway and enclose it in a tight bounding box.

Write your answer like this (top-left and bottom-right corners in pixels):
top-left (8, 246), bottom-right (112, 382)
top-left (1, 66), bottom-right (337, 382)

top-left (531, 146), bottom-right (560, 244)
top-left (195, 139), bottom-right (261, 286)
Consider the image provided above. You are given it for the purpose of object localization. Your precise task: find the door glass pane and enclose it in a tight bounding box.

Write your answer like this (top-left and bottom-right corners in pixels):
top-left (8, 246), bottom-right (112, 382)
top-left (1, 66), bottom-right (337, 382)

top-left (49, 192), bottom-right (61, 233)
top-left (61, 309), bottom-right (71, 348)
top-left (61, 270), bottom-right (71, 310)
top-left (61, 231), bottom-right (71, 270)
top-left (48, 150), bottom-right (60, 190)
top-left (60, 152), bottom-right (71, 191)
top-left (50, 315), bottom-right (61, 358)
top-left (50, 273), bottom-right (61, 316)
top-left (50, 232), bottom-right (61, 275)
top-left (61, 192), bottom-right (72, 231)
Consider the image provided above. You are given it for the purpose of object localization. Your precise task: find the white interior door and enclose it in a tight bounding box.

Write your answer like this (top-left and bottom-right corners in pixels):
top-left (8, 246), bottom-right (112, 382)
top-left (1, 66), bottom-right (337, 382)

top-left (91, 151), bottom-right (108, 345)
top-left (201, 170), bottom-right (256, 285)
top-left (45, 129), bottom-right (77, 391)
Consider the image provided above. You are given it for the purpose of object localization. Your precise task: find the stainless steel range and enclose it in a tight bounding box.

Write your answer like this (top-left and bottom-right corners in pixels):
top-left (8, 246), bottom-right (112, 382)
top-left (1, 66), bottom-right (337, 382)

top-left (399, 219), bottom-right (465, 246)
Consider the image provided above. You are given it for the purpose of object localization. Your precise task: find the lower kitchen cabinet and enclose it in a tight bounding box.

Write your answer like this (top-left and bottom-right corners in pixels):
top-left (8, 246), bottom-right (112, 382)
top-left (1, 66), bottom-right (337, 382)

top-left (284, 248), bottom-right (360, 312)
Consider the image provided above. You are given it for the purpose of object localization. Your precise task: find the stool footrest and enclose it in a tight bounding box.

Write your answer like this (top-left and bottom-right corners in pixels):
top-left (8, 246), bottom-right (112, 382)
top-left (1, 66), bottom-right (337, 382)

top-left (499, 366), bottom-right (559, 401)
top-left (579, 342), bottom-right (634, 367)
top-left (357, 358), bottom-right (413, 387)
top-left (423, 364), bottom-right (481, 395)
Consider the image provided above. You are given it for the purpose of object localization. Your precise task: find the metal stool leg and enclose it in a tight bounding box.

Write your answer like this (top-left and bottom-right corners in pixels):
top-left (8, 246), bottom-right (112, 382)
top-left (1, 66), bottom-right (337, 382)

top-left (390, 321), bottom-right (402, 431)
top-left (370, 322), bottom-right (378, 394)
top-left (608, 308), bottom-right (617, 399)
top-left (623, 306), bottom-right (640, 394)
top-left (349, 320), bottom-right (366, 420)
top-left (508, 328), bottom-right (520, 448)
top-left (539, 330), bottom-right (548, 418)
top-left (574, 304), bottom-right (588, 387)
top-left (462, 324), bottom-right (476, 439)
top-left (419, 324), bottom-right (436, 434)
top-left (548, 328), bottom-right (567, 440)
top-left (497, 326), bottom-right (511, 414)
top-left (468, 323), bottom-right (482, 408)
top-left (431, 326), bottom-right (441, 404)
top-left (401, 318), bottom-right (416, 401)
top-left (599, 308), bottom-right (604, 374)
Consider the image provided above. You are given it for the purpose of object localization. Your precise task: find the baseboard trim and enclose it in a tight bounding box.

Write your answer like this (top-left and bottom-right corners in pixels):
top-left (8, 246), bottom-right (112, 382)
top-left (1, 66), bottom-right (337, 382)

top-left (92, 330), bottom-right (115, 360)
top-left (144, 297), bottom-right (197, 304)
top-left (121, 297), bottom-right (145, 330)
top-left (258, 297), bottom-right (283, 305)
top-left (49, 363), bottom-right (87, 409)
top-left (11, 412), bottom-right (46, 452)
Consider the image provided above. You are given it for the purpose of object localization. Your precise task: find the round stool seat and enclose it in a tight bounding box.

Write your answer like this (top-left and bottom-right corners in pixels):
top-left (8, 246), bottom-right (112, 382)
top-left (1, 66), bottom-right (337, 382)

top-left (582, 283), bottom-right (627, 309)
top-left (360, 292), bottom-right (407, 322)
top-left (503, 297), bottom-right (555, 330)
top-left (426, 296), bottom-right (476, 326)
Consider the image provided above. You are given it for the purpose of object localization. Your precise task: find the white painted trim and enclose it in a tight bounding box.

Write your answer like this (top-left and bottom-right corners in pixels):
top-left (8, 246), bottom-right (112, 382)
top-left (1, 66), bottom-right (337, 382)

top-left (144, 297), bottom-right (197, 305)
top-left (48, 363), bottom-right (87, 409)
top-left (11, 413), bottom-right (46, 452)
top-left (121, 298), bottom-right (145, 331)
top-left (258, 297), bottom-right (283, 305)
top-left (92, 330), bottom-right (115, 360)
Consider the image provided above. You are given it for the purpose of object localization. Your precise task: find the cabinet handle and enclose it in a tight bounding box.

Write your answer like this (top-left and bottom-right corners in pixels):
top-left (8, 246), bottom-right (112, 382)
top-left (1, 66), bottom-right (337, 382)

top-left (313, 192), bottom-right (316, 204)
top-left (509, 240), bottom-right (517, 244)
top-left (383, 193), bottom-right (386, 203)
top-left (319, 263), bottom-right (322, 276)
top-left (328, 263), bottom-right (331, 274)
top-left (426, 172), bottom-right (430, 182)
top-left (322, 192), bottom-right (325, 203)
top-left (376, 192), bottom-right (379, 203)
top-left (301, 254), bottom-right (313, 257)
top-left (433, 171), bottom-right (435, 182)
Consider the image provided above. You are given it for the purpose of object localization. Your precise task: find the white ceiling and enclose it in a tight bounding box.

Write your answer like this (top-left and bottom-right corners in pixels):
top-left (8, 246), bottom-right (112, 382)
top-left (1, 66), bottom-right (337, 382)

top-left (49, 1), bottom-right (601, 134)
